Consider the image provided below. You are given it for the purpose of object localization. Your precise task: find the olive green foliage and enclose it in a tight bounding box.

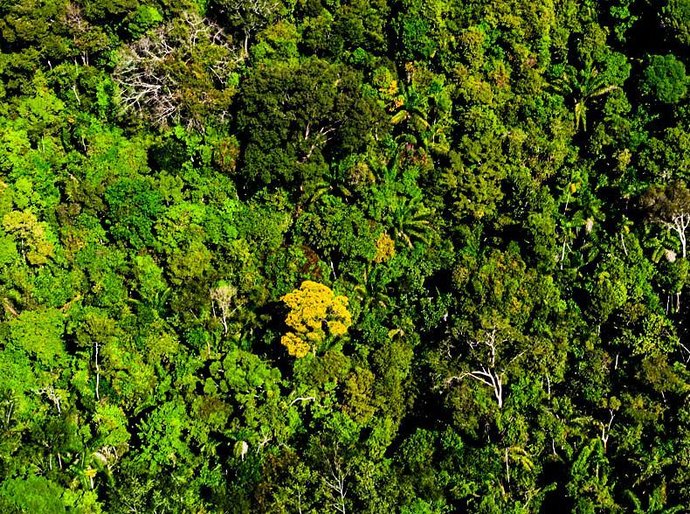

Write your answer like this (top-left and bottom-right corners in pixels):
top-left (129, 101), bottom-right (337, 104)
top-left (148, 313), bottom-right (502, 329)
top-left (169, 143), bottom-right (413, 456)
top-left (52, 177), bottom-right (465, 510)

top-left (642, 54), bottom-right (688, 104)
top-left (663, 0), bottom-right (690, 46)
top-left (2, 0), bottom-right (690, 512)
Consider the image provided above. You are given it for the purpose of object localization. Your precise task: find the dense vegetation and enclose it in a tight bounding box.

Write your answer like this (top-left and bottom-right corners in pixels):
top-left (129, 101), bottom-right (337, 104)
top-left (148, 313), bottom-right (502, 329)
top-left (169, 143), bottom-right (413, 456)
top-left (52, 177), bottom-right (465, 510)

top-left (2, 0), bottom-right (690, 511)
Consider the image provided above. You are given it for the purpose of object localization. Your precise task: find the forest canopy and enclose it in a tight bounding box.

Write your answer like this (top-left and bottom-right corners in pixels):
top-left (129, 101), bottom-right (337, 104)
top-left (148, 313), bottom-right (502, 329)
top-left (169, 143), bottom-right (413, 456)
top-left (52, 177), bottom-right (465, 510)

top-left (2, 0), bottom-right (690, 512)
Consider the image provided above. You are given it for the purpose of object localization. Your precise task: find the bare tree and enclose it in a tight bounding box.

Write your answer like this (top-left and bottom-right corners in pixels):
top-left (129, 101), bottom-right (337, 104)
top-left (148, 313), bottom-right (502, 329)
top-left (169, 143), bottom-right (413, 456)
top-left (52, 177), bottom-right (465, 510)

top-left (210, 283), bottom-right (239, 334)
top-left (319, 444), bottom-right (348, 514)
top-left (38, 386), bottom-right (62, 414)
top-left (114, 12), bottom-right (241, 129)
top-left (323, 459), bottom-right (347, 514)
top-left (444, 329), bottom-right (510, 409)
top-left (599, 409), bottom-right (615, 452)
top-left (94, 341), bottom-right (100, 400)
top-left (642, 180), bottom-right (690, 258)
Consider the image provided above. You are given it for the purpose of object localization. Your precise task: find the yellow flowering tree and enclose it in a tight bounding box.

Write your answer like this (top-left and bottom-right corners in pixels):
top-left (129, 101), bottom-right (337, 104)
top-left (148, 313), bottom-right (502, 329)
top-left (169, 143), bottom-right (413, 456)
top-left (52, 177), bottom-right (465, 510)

top-left (280, 281), bottom-right (352, 358)
top-left (373, 232), bottom-right (396, 263)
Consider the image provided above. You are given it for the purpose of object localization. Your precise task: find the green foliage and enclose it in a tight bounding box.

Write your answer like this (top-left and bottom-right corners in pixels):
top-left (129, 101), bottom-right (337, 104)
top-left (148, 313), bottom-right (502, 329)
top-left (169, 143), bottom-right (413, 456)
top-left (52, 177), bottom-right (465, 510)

top-left (237, 57), bottom-right (387, 186)
top-left (662, 0), bottom-right (690, 47)
top-left (127, 5), bottom-right (164, 37)
top-left (642, 55), bottom-right (688, 104)
top-left (8, 308), bottom-right (65, 364)
top-left (0, 1), bottom-right (689, 511)
top-left (0, 476), bottom-right (66, 514)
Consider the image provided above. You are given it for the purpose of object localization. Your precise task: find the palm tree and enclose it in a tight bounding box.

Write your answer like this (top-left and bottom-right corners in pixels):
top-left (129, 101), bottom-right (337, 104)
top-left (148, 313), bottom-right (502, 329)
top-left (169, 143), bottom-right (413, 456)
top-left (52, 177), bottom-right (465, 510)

top-left (553, 65), bottom-right (620, 132)
top-left (390, 195), bottom-right (435, 248)
top-left (390, 83), bottom-right (431, 134)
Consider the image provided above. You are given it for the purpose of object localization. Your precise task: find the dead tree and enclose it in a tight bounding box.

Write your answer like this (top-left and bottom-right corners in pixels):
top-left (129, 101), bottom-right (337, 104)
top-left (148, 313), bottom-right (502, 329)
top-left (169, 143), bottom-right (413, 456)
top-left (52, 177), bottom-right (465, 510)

top-left (114, 12), bottom-right (241, 129)
top-left (323, 459), bottom-right (347, 514)
top-left (319, 444), bottom-right (348, 514)
top-left (444, 329), bottom-right (506, 409)
top-left (642, 181), bottom-right (690, 258)
top-left (210, 284), bottom-right (238, 334)
top-left (599, 409), bottom-right (615, 452)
